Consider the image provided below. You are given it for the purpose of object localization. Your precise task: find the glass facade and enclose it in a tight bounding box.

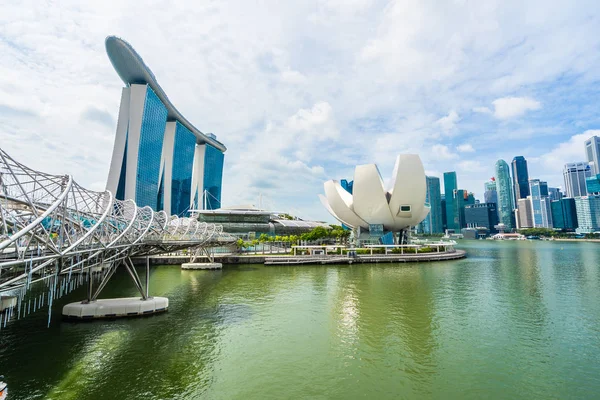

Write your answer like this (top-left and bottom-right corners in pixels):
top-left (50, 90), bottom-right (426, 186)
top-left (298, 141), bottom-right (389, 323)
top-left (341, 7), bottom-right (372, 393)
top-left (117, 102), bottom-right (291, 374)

top-left (203, 144), bottom-right (224, 210)
top-left (424, 176), bottom-right (443, 234)
top-left (585, 136), bottom-right (600, 175)
top-left (586, 174), bottom-right (600, 195)
top-left (551, 200), bottom-right (564, 229)
top-left (341, 179), bottom-right (353, 194)
top-left (465, 203), bottom-right (499, 232)
top-left (575, 196), bottom-right (600, 233)
top-left (443, 172), bottom-right (457, 231)
top-left (453, 189), bottom-right (475, 229)
top-left (484, 180), bottom-right (498, 205)
top-left (135, 86), bottom-right (168, 209)
top-left (511, 156), bottom-right (529, 204)
top-left (563, 162), bottom-right (592, 198)
top-left (495, 159), bottom-right (515, 229)
top-left (171, 122), bottom-right (196, 216)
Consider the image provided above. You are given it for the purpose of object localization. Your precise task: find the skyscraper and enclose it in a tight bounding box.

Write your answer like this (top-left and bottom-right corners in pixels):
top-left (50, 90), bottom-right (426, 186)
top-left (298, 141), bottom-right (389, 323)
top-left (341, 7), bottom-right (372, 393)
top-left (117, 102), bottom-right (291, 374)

top-left (423, 176), bottom-right (443, 234)
top-left (563, 162), bottom-right (592, 198)
top-left (511, 156), bottom-right (530, 204)
top-left (551, 198), bottom-right (578, 230)
top-left (548, 187), bottom-right (563, 201)
top-left (517, 197), bottom-right (533, 228)
top-left (105, 36), bottom-right (226, 215)
top-left (443, 172), bottom-right (458, 231)
top-left (495, 159), bottom-right (515, 229)
top-left (585, 136), bottom-right (600, 175)
top-left (586, 174), bottom-right (600, 195)
top-left (454, 189), bottom-right (475, 229)
top-left (484, 179), bottom-right (498, 205)
top-left (529, 179), bottom-right (552, 228)
top-left (575, 195), bottom-right (600, 233)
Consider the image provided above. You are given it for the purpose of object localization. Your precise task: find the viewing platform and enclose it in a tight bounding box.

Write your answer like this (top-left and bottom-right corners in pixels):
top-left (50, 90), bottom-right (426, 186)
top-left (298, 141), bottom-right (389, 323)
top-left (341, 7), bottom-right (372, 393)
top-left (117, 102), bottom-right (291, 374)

top-left (62, 297), bottom-right (168, 320)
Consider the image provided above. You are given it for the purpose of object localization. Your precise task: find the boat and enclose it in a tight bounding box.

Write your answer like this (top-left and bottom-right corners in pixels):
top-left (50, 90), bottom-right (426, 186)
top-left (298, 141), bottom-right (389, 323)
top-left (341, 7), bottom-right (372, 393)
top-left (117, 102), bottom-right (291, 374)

top-left (0, 376), bottom-right (6, 400)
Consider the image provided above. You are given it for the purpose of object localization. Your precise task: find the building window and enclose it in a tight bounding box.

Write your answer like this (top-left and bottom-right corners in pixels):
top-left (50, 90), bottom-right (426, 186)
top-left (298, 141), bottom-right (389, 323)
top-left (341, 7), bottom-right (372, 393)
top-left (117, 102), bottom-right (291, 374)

top-left (400, 205), bottom-right (411, 212)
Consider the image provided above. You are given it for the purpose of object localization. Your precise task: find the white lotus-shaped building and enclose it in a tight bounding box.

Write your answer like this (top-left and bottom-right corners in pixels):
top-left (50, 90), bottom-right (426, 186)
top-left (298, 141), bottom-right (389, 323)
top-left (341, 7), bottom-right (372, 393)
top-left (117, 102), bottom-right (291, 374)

top-left (320, 154), bottom-right (430, 232)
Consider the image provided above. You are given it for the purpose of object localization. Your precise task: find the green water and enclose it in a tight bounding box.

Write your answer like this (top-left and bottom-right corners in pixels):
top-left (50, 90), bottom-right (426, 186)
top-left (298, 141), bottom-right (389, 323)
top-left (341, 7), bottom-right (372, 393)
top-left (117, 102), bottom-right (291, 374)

top-left (1, 241), bottom-right (600, 399)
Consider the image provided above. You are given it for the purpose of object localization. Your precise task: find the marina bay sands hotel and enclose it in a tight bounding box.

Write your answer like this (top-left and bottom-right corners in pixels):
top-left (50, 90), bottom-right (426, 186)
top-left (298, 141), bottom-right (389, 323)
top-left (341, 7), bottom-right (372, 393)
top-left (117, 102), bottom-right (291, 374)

top-left (105, 36), bottom-right (225, 215)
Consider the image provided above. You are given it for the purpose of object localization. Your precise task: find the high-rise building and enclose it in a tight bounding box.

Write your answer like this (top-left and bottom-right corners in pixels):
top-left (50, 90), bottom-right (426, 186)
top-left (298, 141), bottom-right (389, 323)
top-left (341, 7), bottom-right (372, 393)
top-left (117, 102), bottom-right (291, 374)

top-left (105, 36), bottom-right (226, 215)
top-left (465, 203), bottom-right (499, 233)
top-left (340, 179), bottom-right (353, 194)
top-left (495, 159), bottom-right (515, 229)
top-left (548, 187), bottom-right (563, 201)
top-left (551, 198), bottom-right (578, 230)
top-left (453, 189), bottom-right (475, 229)
top-left (422, 176), bottom-right (443, 234)
top-left (484, 179), bottom-right (498, 205)
top-left (585, 136), bottom-right (600, 175)
top-left (441, 195), bottom-right (447, 230)
top-left (443, 172), bottom-right (458, 231)
top-left (586, 174), bottom-right (600, 195)
top-left (511, 156), bottom-right (530, 204)
top-left (517, 197), bottom-right (533, 229)
top-left (529, 179), bottom-right (552, 228)
top-left (563, 162), bottom-right (592, 198)
top-left (575, 195), bottom-right (600, 233)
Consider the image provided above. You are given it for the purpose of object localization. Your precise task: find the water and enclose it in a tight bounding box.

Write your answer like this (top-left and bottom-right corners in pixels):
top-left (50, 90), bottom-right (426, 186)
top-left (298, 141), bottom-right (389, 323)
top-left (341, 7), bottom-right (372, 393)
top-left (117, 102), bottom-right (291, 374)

top-left (1, 241), bottom-right (600, 399)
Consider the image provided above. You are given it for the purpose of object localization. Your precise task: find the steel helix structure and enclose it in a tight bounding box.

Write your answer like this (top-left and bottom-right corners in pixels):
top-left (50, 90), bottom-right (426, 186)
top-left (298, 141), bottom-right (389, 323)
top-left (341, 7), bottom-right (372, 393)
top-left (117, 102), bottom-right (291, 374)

top-left (0, 147), bottom-right (235, 295)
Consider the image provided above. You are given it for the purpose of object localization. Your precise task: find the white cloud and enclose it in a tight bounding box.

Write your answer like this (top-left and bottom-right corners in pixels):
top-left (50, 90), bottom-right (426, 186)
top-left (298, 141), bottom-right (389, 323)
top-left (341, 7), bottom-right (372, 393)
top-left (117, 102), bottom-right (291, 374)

top-left (472, 106), bottom-right (492, 114)
top-left (436, 111), bottom-right (460, 131)
top-left (458, 160), bottom-right (483, 171)
top-left (457, 143), bottom-right (475, 153)
top-left (431, 144), bottom-right (458, 160)
top-left (491, 97), bottom-right (542, 119)
top-left (537, 130), bottom-right (598, 170)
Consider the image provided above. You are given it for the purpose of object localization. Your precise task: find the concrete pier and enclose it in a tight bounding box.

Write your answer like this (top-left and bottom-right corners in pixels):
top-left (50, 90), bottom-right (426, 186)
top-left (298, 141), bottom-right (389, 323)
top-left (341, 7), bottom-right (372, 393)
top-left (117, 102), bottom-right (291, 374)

top-left (181, 262), bottom-right (223, 270)
top-left (62, 297), bottom-right (168, 319)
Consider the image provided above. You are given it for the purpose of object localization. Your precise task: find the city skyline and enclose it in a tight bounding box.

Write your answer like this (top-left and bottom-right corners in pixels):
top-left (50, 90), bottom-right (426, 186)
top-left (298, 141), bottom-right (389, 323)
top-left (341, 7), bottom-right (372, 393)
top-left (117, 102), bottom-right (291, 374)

top-left (1, 1), bottom-right (600, 223)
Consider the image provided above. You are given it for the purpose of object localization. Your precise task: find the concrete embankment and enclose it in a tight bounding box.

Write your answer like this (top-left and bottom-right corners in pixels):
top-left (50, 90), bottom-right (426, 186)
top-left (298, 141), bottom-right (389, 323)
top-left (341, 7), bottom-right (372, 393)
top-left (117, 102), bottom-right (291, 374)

top-left (138, 250), bottom-right (466, 266)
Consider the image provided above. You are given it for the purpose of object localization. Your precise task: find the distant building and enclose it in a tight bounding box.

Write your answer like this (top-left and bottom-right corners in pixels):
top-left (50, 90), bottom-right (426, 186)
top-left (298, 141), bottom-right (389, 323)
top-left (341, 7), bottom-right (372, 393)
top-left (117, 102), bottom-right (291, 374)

top-left (422, 176), bottom-right (443, 234)
top-left (511, 156), bottom-right (530, 205)
top-left (575, 195), bottom-right (600, 234)
top-left (441, 195), bottom-right (447, 230)
top-left (548, 187), bottom-right (563, 201)
top-left (340, 179), bottom-right (353, 194)
top-left (465, 203), bottom-right (499, 233)
top-left (563, 162), bottom-right (592, 198)
top-left (585, 136), bottom-right (600, 175)
top-left (495, 159), bottom-right (515, 229)
top-left (529, 179), bottom-right (552, 228)
top-left (484, 179), bottom-right (498, 205)
top-left (453, 189), bottom-right (475, 229)
top-left (444, 172), bottom-right (458, 231)
top-left (551, 198), bottom-right (578, 230)
top-left (586, 174), bottom-right (600, 195)
top-left (517, 197), bottom-right (533, 229)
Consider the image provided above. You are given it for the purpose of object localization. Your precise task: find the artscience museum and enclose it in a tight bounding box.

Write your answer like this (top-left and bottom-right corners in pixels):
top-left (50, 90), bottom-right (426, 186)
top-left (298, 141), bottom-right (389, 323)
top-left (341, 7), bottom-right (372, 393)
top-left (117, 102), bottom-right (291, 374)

top-left (320, 154), bottom-right (430, 244)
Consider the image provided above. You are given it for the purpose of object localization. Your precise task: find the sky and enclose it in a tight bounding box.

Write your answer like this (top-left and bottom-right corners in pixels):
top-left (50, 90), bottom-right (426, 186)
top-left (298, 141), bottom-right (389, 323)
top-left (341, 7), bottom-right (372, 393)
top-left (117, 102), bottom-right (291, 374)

top-left (1, 0), bottom-right (600, 223)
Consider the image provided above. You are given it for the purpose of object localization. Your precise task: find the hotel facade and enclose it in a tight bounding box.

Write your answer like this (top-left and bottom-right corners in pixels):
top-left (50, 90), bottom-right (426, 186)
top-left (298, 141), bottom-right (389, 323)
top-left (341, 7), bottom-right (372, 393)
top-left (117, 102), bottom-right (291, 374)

top-left (105, 36), bottom-right (225, 216)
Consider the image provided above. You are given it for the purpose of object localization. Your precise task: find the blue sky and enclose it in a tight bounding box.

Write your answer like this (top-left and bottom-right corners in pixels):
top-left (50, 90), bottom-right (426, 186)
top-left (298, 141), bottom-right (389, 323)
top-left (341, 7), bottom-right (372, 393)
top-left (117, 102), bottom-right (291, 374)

top-left (1, 0), bottom-right (599, 222)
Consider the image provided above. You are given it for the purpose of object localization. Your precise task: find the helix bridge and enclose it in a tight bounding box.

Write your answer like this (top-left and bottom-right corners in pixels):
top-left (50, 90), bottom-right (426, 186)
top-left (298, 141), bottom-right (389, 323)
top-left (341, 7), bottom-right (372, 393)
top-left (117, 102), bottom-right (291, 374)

top-left (0, 147), bottom-right (235, 327)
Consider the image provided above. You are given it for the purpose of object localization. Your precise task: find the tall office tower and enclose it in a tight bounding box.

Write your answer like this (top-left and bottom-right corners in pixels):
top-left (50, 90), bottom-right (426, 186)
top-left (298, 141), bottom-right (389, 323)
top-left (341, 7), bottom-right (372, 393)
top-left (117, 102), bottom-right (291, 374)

top-left (441, 195), bottom-right (447, 230)
top-left (105, 36), bottom-right (226, 215)
top-left (585, 136), bottom-right (600, 175)
top-left (464, 203), bottom-right (499, 233)
top-left (563, 162), bottom-right (592, 198)
top-left (574, 195), bottom-right (600, 233)
top-left (551, 198), bottom-right (578, 230)
top-left (484, 179), bottom-right (498, 205)
top-left (517, 197), bottom-right (533, 228)
top-left (529, 179), bottom-right (553, 228)
top-left (511, 156), bottom-right (530, 204)
top-left (495, 159), bottom-right (515, 229)
top-left (443, 172), bottom-right (458, 231)
top-left (548, 187), bottom-right (563, 201)
top-left (453, 189), bottom-right (475, 229)
top-left (586, 174), bottom-right (600, 195)
top-left (422, 176), bottom-right (443, 234)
